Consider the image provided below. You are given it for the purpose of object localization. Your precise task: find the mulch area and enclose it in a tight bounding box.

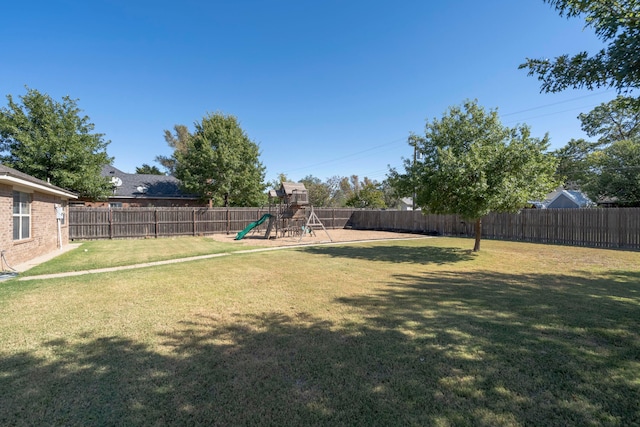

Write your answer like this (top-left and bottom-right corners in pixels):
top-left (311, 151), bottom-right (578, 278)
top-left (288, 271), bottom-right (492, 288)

top-left (207, 228), bottom-right (431, 247)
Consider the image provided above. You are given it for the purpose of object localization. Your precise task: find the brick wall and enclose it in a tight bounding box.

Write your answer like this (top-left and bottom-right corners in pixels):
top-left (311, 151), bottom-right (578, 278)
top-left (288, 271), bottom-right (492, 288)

top-left (0, 183), bottom-right (70, 269)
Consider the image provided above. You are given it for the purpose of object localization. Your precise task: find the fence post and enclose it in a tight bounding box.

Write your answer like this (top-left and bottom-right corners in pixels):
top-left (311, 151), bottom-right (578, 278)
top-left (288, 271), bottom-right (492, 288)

top-left (226, 208), bottom-right (230, 235)
top-left (154, 209), bottom-right (159, 238)
top-left (109, 208), bottom-right (113, 239)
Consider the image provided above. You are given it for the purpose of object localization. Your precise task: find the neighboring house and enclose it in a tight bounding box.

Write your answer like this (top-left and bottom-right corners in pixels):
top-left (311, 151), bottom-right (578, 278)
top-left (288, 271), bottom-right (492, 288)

top-left (0, 164), bottom-right (77, 269)
top-left (78, 165), bottom-right (205, 207)
top-left (530, 188), bottom-right (595, 209)
top-left (398, 197), bottom-right (421, 211)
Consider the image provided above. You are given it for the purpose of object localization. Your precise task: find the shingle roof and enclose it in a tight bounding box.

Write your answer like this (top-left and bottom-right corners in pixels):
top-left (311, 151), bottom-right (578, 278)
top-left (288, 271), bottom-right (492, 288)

top-left (546, 189), bottom-right (594, 208)
top-left (529, 188), bottom-right (595, 209)
top-left (102, 165), bottom-right (198, 199)
top-left (0, 164), bottom-right (77, 198)
top-left (280, 181), bottom-right (307, 195)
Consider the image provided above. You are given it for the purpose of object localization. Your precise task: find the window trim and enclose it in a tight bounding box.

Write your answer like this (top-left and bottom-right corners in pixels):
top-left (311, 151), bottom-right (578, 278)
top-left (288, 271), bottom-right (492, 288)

top-left (13, 191), bottom-right (31, 241)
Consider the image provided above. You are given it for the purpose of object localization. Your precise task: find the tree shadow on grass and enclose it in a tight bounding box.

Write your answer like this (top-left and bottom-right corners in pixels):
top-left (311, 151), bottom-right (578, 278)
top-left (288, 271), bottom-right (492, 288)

top-left (299, 243), bottom-right (475, 264)
top-left (0, 270), bottom-right (638, 425)
top-left (338, 269), bottom-right (640, 424)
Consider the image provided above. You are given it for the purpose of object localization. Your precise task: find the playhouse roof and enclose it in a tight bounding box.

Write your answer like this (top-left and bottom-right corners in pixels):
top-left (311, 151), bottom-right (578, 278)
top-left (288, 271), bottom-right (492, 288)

top-left (280, 181), bottom-right (307, 195)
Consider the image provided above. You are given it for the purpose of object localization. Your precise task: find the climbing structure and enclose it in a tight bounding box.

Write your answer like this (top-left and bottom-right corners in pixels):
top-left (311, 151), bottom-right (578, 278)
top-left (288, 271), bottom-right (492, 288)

top-left (267, 182), bottom-right (332, 242)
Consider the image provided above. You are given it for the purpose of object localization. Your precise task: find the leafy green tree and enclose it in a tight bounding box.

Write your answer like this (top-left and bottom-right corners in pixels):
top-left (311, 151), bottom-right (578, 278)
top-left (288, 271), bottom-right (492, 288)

top-left (345, 178), bottom-right (386, 209)
top-left (324, 175), bottom-right (349, 207)
top-left (553, 138), bottom-right (600, 188)
top-left (0, 88), bottom-right (112, 198)
top-left (135, 163), bottom-right (164, 175)
top-left (578, 96), bottom-right (640, 145)
top-left (584, 139), bottom-right (640, 206)
top-left (380, 178), bottom-right (402, 209)
top-left (299, 175), bottom-right (331, 206)
top-left (174, 112), bottom-right (266, 207)
top-left (520, 0), bottom-right (640, 93)
top-left (554, 96), bottom-right (640, 197)
top-left (521, 1), bottom-right (640, 202)
top-left (389, 100), bottom-right (558, 251)
top-left (266, 173), bottom-right (289, 192)
top-left (156, 124), bottom-right (191, 175)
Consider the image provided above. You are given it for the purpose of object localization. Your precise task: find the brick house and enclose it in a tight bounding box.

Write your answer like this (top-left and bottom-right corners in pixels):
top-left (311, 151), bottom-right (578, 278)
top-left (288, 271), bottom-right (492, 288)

top-left (77, 165), bottom-right (205, 207)
top-left (0, 164), bottom-right (77, 269)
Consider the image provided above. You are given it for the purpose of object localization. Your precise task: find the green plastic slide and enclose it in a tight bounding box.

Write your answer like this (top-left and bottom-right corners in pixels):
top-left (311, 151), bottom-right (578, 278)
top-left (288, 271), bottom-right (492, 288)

top-left (235, 213), bottom-right (273, 240)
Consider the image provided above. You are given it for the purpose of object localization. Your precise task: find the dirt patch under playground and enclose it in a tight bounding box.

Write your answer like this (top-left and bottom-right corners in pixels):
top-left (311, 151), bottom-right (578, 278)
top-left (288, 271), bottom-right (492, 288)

top-left (207, 228), bottom-right (431, 247)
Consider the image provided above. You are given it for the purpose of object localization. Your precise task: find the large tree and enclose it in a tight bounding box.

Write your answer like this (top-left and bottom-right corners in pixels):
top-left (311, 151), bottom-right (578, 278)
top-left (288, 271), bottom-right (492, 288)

top-left (552, 138), bottom-right (601, 189)
top-left (520, 0), bottom-right (640, 93)
top-left (174, 112), bottom-right (266, 207)
top-left (578, 95), bottom-right (640, 145)
top-left (135, 163), bottom-right (164, 175)
top-left (584, 139), bottom-right (640, 206)
top-left (0, 88), bottom-right (112, 198)
top-left (345, 177), bottom-right (386, 209)
top-left (389, 100), bottom-right (558, 251)
top-left (156, 124), bottom-right (191, 175)
top-left (554, 96), bottom-right (640, 197)
top-left (299, 175), bottom-right (331, 207)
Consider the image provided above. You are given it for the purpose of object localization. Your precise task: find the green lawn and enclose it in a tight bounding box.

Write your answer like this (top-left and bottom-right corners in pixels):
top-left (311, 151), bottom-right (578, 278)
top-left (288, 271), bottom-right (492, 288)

top-left (1, 237), bottom-right (639, 426)
top-left (22, 236), bottom-right (261, 276)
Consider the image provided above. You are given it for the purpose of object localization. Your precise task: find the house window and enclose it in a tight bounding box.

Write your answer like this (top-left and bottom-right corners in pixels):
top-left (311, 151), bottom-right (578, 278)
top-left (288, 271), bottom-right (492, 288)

top-left (109, 202), bottom-right (123, 208)
top-left (13, 191), bottom-right (31, 240)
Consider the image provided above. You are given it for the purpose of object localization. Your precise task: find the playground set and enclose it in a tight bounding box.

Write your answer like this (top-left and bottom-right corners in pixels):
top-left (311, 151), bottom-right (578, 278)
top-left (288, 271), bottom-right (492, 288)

top-left (235, 182), bottom-right (332, 242)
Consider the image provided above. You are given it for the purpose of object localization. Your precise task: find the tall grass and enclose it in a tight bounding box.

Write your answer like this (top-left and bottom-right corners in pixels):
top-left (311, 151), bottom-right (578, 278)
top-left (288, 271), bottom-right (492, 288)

top-left (1, 238), bottom-right (638, 425)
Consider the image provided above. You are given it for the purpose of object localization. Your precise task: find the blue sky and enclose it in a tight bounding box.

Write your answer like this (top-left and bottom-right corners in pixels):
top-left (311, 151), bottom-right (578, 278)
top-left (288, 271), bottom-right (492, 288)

top-left (1, 0), bottom-right (615, 184)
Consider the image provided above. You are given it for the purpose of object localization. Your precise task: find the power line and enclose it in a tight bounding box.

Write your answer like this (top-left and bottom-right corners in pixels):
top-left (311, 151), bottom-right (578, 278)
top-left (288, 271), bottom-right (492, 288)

top-left (281, 137), bottom-right (406, 175)
top-left (279, 91), bottom-right (621, 179)
top-left (502, 103), bottom-right (602, 125)
top-left (499, 90), bottom-right (615, 118)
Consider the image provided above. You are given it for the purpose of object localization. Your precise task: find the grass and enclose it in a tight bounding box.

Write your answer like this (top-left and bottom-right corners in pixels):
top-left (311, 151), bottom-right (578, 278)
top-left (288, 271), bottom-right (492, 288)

top-left (22, 236), bottom-right (262, 276)
top-left (1, 237), bottom-right (639, 425)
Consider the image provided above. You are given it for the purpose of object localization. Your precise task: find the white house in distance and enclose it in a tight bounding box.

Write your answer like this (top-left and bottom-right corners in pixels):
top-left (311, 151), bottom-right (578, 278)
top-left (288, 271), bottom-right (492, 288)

top-left (530, 188), bottom-right (595, 209)
top-left (0, 164), bottom-right (77, 270)
top-left (399, 197), bottom-right (421, 211)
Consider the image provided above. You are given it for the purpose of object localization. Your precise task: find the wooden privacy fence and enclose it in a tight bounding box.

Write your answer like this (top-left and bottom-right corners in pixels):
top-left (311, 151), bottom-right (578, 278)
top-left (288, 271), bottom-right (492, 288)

top-left (69, 207), bottom-right (355, 240)
top-left (70, 207), bottom-right (640, 250)
top-left (348, 208), bottom-right (640, 250)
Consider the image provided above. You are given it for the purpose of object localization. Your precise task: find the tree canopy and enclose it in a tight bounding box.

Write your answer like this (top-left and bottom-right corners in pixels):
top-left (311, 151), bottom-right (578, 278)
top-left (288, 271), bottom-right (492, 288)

top-left (584, 139), bottom-right (640, 206)
top-left (0, 88), bottom-right (112, 199)
top-left (299, 175), bottom-right (331, 207)
top-left (553, 96), bottom-right (640, 204)
top-left (520, 0), bottom-right (640, 93)
top-left (156, 124), bottom-right (191, 175)
top-left (578, 95), bottom-right (640, 145)
top-left (389, 100), bottom-right (558, 251)
top-left (552, 138), bottom-right (600, 189)
top-left (345, 177), bottom-right (386, 209)
top-left (174, 113), bottom-right (266, 207)
top-left (135, 163), bottom-right (164, 175)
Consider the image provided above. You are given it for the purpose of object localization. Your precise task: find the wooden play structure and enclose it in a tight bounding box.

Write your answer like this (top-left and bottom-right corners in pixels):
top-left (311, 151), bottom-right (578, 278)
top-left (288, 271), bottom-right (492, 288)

top-left (266, 182), bottom-right (332, 242)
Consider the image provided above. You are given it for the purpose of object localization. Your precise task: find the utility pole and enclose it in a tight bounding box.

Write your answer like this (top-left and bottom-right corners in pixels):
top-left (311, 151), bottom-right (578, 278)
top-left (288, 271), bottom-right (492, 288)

top-left (413, 142), bottom-right (417, 211)
top-left (409, 134), bottom-right (420, 211)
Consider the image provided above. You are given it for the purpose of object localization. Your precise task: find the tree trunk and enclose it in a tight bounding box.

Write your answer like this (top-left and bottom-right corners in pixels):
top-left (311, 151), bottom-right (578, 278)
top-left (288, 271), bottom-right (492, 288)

top-left (473, 218), bottom-right (482, 252)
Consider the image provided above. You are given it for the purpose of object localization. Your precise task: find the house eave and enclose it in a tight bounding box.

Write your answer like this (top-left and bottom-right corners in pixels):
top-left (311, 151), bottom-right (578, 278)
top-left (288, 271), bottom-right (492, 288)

top-left (0, 175), bottom-right (78, 199)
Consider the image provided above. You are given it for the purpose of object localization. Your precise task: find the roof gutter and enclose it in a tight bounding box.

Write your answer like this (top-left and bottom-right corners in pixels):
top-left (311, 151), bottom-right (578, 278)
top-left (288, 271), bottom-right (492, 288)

top-left (0, 174), bottom-right (78, 199)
